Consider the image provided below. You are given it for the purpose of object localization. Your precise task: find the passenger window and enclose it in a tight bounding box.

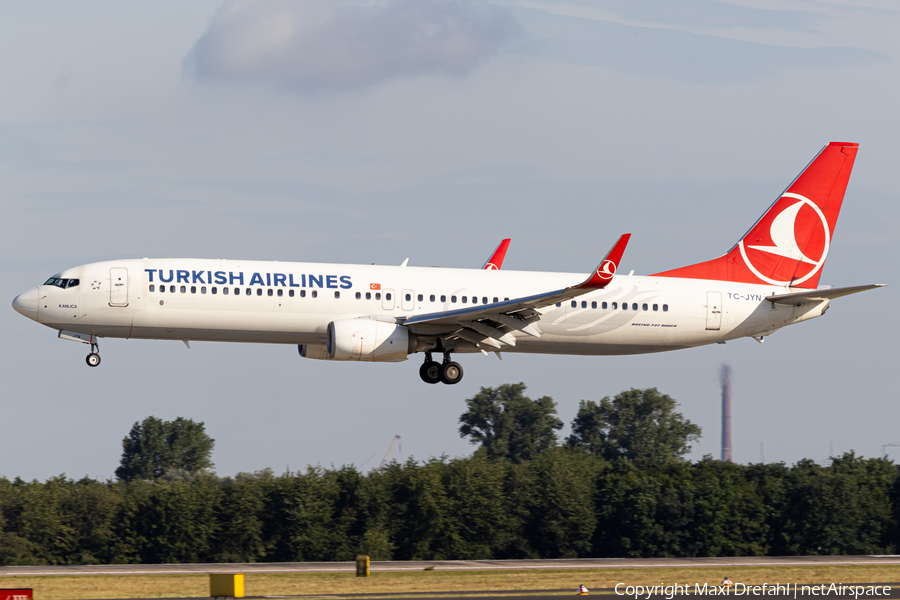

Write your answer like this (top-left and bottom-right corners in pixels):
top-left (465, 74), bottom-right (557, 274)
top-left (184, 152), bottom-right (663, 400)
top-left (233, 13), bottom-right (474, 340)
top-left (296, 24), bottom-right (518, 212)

top-left (482, 297), bottom-right (488, 304)
top-left (430, 295), bottom-right (436, 302)
top-left (277, 289), bottom-right (283, 297)
top-left (556, 303), bottom-right (561, 307)
top-left (653, 304), bottom-right (658, 311)
top-left (267, 289), bottom-right (273, 296)
top-left (300, 290), bottom-right (306, 297)
top-left (233, 287), bottom-right (239, 295)
top-left (355, 292), bottom-right (361, 299)
top-left (212, 287), bottom-right (217, 295)
top-left (493, 297), bottom-right (498, 303)
top-left (623, 303), bottom-right (628, 310)
top-left (602, 302), bottom-right (608, 309)
top-left (642, 303), bottom-right (648, 311)
top-left (582, 301), bottom-right (587, 308)
top-left (180, 286), bottom-right (186, 293)
top-left (663, 304), bottom-right (668, 312)
top-left (418, 294), bottom-right (423, 302)
top-left (451, 296), bottom-right (457, 303)
top-left (149, 285), bottom-right (155, 292)
top-left (504, 297), bottom-right (509, 301)
top-left (334, 291), bottom-right (340, 299)
top-left (289, 290), bottom-right (294, 297)
top-left (405, 293), bottom-right (411, 301)
top-left (312, 290), bottom-right (318, 298)
top-left (632, 303), bottom-right (638, 310)
top-left (375, 292), bottom-right (381, 300)
top-left (571, 301), bottom-right (577, 308)
top-left (366, 292), bottom-right (371, 300)
top-left (257, 288), bottom-right (263, 296)
top-left (612, 302), bottom-right (617, 309)
top-left (201, 286), bottom-right (207, 294)
top-left (223, 287), bottom-right (228, 295)
top-left (246, 288), bottom-right (251, 296)
top-left (591, 301), bottom-right (597, 309)
top-left (441, 295), bottom-right (446, 302)
top-left (386, 293), bottom-right (392, 301)
top-left (462, 296), bottom-right (468, 304)
top-left (472, 297), bottom-right (477, 304)
top-left (191, 286), bottom-right (196, 294)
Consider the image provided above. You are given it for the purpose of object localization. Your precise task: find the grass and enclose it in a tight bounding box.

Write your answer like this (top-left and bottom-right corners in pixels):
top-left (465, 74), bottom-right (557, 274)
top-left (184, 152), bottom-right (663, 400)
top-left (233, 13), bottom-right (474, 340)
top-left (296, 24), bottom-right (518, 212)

top-left (2, 565), bottom-right (898, 600)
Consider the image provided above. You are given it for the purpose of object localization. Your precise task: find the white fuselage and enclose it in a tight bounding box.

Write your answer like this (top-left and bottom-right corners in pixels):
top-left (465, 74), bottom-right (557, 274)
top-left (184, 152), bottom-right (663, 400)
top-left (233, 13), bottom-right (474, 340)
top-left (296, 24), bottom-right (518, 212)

top-left (29, 258), bottom-right (826, 356)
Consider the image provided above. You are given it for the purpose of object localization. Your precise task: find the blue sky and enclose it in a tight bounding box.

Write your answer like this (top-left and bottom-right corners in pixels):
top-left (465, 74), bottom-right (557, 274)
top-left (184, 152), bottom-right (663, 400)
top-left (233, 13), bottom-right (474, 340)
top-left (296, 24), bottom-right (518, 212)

top-left (2, 0), bottom-right (898, 480)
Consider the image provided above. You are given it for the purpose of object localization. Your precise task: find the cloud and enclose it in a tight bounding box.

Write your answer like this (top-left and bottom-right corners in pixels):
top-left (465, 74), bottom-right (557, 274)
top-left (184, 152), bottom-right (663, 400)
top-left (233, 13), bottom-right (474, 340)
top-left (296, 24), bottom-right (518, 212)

top-left (184, 0), bottom-right (518, 92)
top-left (512, 8), bottom-right (882, 84)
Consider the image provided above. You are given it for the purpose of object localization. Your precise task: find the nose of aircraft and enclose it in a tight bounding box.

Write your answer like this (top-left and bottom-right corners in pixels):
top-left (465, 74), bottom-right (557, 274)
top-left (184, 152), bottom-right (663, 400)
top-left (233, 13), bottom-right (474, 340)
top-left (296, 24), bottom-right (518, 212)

top-left (12, 287), bottom-right (39, 320)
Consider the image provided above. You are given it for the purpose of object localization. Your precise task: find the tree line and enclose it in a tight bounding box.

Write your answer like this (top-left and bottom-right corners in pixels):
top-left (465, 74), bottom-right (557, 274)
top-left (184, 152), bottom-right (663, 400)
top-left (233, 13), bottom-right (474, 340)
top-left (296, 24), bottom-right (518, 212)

top-left (0, 385), bottom-right (897, 565)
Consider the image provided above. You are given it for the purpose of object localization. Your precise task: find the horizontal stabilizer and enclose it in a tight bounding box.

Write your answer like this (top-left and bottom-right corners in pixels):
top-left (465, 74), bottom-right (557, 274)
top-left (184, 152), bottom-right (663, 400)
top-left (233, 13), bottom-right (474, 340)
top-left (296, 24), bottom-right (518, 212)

top-left (766, 284), bottom-right (885, 305)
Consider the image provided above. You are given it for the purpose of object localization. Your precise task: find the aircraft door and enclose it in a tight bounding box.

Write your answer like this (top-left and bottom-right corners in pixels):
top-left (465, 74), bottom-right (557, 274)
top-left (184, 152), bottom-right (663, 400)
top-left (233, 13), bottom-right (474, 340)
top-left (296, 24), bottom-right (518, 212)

top-left (109, 268), bottom-right (129, 307)
top-left (706, 291), bottom-right (722, 330)
top-left (401, 289), bottom-right (415, 311)
top-left (382, 289), bottom-right (395, 310)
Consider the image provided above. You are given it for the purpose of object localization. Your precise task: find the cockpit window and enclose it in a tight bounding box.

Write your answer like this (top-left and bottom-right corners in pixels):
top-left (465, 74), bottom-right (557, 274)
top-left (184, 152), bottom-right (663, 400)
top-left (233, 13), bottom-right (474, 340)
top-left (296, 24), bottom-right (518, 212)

top-left (44, 278), bottom-right (79, 288)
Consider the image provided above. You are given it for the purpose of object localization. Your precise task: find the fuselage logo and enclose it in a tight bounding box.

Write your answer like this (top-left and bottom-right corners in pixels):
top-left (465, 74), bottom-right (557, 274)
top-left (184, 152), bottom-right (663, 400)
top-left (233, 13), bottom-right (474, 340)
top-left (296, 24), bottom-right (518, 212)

top-left (597, 259), bottom-right (617, 280)
top-left (738, 192), bottom-right (830, 286)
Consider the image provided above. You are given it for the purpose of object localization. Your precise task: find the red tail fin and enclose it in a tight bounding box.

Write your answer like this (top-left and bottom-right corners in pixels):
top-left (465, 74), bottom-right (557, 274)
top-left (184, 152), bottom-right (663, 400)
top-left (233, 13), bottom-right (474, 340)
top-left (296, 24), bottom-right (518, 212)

top-left (653, 142), bottom-right (859, 288)
top-left (483, 238), bottom-right (511, 270)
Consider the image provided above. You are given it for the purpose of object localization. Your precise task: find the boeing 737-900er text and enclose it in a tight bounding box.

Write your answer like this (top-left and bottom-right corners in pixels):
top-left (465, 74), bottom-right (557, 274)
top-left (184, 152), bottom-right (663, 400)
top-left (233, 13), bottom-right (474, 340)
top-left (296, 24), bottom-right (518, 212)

top-left (12, 142), bottom-right (883, 384)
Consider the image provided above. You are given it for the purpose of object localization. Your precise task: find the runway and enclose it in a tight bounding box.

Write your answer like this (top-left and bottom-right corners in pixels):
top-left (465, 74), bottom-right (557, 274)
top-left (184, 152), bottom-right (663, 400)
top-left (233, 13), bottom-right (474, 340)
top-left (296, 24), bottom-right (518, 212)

top-left (3, 555), bottom-right (900, 577)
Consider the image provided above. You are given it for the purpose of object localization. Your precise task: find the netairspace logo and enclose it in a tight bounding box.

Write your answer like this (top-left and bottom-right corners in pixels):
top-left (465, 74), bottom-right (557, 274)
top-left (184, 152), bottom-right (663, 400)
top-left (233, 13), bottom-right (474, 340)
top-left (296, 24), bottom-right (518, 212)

top-left (614, 583), bottom-right (892, 599)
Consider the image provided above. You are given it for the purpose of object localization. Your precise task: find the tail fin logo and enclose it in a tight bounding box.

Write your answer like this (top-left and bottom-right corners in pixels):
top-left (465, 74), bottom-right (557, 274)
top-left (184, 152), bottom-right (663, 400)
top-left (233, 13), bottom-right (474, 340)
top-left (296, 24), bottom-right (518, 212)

top-left (597, 259), bottom-right (617, 281)
top-left (484, 263), bottom-right (500, 270)
top-left (738, 192), bottom-right (830, 286)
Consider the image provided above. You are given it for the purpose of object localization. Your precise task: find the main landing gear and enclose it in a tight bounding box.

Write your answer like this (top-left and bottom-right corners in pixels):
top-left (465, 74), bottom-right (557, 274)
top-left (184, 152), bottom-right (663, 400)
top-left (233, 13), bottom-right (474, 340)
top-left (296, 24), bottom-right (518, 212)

top-left (86, 342), bottom-right (101, 368)
top-left (420, 352), bottom-right (464, 385)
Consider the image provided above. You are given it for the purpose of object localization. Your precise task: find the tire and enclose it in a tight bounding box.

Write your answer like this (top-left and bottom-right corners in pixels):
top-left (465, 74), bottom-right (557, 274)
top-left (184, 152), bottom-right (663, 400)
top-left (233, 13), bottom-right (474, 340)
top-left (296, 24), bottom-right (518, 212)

top-left (86, 353), bottom-right (101, 367)
top-left (419, 361), bottom-right (441, 384)
top-left (440, 361), bottom-right (463, 385)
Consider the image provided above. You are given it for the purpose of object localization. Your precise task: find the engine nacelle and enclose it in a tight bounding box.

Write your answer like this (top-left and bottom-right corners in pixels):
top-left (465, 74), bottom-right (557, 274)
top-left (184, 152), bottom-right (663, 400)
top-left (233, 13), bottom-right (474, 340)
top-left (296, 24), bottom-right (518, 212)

top-left (298, 344), bottom-right (331, 360)
top-left (327, 319), bottom-right (414, 362)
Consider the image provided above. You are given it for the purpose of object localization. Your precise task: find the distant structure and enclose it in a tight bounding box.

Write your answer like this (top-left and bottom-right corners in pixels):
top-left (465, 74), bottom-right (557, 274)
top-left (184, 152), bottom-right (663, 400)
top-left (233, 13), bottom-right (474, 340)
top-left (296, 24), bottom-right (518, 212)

top-left (378, 435), bottom-right (402, 472)
top-left (721, 364), bottom-right (732, 462)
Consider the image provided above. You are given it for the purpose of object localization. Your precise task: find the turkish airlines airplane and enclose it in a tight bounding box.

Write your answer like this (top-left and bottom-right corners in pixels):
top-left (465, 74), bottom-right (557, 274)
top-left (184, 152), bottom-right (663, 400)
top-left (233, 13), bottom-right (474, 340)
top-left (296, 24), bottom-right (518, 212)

top-left (12, 142), bottom-right (882, 384)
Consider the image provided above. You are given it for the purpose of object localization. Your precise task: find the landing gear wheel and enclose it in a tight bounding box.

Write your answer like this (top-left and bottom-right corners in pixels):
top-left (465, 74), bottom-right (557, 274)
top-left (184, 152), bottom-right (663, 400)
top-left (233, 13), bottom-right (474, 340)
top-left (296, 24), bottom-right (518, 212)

top-left (440, 361), bottom-right (463, 385)
top-left (419, 361), bottom-right (441, 384)
top-left (86, 353), bottom-right (101, 367)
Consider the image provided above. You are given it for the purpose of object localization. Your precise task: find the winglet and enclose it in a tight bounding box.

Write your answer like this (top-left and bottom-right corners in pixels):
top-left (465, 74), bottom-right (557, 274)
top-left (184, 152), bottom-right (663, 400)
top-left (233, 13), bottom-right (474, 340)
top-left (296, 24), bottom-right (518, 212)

top-left (573, 234), bottom-right (631, 290)
top-left (483, 239), bottom-right (511, 270)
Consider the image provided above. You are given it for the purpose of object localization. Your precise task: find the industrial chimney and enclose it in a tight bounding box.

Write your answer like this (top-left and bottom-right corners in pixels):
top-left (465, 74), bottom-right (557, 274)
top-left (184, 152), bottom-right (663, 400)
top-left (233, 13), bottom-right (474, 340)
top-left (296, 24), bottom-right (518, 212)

top-left (721, 364), bottom-right (732, 462)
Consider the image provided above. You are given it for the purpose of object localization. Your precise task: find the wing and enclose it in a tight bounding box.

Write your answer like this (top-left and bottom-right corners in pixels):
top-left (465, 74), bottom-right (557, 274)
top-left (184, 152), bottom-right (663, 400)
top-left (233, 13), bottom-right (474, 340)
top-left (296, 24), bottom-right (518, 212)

top-left (403, 234), bottom-right (631, 350)
top-left (766, 283), bottom-right (885, 304)
top-left (482, 239), bottom-right (511, 270)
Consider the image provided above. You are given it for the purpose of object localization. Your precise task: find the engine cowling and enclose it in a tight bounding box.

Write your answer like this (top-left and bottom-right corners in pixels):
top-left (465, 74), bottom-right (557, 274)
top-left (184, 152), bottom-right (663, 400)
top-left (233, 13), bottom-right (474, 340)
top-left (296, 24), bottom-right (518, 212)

top-left (327, 319), bottom-right (414, 362)
top-left (298, 344), bottom-right (331, 360)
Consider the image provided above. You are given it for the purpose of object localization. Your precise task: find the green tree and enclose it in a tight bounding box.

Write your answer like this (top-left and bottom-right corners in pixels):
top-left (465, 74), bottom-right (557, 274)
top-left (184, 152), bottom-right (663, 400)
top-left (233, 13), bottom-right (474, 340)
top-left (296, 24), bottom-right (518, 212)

top-left (115, 417), bottom-right (215, 482)
top-left (459, 383), bottom-right (562, 463)
top-left (566, 388), bottom-right (700, 468)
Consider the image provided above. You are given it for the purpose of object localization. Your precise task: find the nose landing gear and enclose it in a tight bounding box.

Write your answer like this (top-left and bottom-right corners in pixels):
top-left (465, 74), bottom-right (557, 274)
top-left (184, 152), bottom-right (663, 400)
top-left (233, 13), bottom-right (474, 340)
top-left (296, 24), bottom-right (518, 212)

top-left (419, 352), bottom-right (463, 385)
top-left (86, 342), bottom-right (101, 367)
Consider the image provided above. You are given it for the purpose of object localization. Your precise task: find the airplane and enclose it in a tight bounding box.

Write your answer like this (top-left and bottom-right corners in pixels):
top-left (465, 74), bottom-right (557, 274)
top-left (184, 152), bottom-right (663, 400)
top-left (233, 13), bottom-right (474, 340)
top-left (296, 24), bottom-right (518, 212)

top-left (12, 142), bottom-right (883, 385)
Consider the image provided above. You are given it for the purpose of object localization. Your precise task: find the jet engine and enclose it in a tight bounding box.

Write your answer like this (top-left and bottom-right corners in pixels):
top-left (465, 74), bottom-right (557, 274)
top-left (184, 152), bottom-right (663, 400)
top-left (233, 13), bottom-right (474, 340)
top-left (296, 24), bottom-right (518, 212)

top-left (325, 319), bottom-right (414, 362)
